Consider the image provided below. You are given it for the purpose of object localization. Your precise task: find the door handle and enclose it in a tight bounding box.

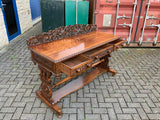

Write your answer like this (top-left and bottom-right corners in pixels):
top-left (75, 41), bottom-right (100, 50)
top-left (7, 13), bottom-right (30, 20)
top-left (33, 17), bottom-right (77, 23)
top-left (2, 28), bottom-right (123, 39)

top-left (117, 14), bottom-right (131, 19)
top-left (0, 2), bottom-right (6, 8)
top-left (106, 0), bottom-right (113, 3)
top-left (2, 3), bottom-right (6, 7)
top-left (147, 24), bottom-right (160, 28)
top-left (94, 11), bottom-right (99, 15)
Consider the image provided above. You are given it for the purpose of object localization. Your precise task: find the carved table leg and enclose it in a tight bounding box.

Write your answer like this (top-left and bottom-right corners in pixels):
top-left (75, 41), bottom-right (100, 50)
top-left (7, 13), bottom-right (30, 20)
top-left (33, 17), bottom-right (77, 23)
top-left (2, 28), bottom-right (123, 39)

top-left (99, 54), bottom-right (117, 76)
top-left (37, 65), bottom-right (62, 117)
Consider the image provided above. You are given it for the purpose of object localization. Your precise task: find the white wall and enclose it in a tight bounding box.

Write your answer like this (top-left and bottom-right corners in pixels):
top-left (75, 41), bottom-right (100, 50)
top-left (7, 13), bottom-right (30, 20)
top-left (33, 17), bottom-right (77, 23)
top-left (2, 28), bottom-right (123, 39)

top-left (0, 0), bottom-right (33, 49)
top-left (0, 9), bottom-right (9, 49)
top-left (16, 0), bottom-right (33, 33)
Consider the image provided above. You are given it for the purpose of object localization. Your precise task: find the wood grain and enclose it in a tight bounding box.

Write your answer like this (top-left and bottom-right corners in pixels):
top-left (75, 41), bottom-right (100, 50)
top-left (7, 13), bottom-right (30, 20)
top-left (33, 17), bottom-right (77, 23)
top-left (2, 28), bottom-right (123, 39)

top-left (30, 32), bottom-right (120, 63)
top-left (26, 24), bottom-right (124, 118)
top-left (27, 24), bottom-right (97, 47)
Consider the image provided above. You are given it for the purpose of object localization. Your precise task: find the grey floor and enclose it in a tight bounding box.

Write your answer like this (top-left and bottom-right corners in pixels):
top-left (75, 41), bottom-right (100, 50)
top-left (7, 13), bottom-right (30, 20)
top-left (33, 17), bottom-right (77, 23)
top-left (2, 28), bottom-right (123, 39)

top-left (0, 22), bottom-right (160, 120)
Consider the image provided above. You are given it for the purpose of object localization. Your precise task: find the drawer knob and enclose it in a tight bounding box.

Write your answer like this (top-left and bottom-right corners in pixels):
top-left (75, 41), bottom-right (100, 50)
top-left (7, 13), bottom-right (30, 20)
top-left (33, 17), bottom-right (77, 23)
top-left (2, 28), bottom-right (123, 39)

top-left (95, 56), bottom-right (99, 59)
top-left (76, 68), bottom-right (81, 73)
top-left (107, 50), bottom-right (111, 53)
top-left (87, 63), bottom-right (91, 67)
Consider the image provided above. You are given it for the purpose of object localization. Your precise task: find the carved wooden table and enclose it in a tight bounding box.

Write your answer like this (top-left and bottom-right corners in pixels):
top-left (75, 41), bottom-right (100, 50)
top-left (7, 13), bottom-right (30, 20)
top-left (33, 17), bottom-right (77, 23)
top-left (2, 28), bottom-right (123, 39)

top-left (27, 24), bottom-right (124, 118)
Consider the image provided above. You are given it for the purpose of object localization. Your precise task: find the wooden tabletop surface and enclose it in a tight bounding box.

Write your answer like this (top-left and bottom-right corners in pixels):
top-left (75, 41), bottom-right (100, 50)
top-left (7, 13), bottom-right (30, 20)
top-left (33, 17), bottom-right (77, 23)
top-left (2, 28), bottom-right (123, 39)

top-left (30, 31), bottom-right (120, 63)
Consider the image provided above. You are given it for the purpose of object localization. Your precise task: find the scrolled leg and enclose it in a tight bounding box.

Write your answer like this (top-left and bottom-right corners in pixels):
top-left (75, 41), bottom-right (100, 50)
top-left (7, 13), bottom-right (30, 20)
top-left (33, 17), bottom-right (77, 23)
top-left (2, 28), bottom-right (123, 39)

top-left (38, 65), bottom-right (53, 102)
top-left (37, 65), bottom-right (62, 117)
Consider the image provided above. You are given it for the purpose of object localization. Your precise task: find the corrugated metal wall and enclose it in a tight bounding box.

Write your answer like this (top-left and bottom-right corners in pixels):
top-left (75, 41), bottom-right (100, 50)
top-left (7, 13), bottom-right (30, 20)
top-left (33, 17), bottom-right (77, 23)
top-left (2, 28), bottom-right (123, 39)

top-left (95, 0), bottom-right (160, 47)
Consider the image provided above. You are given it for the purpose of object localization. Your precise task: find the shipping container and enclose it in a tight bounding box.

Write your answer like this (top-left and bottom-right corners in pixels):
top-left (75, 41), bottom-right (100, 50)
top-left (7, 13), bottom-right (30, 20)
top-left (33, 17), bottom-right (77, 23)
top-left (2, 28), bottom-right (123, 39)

top-left (135, 0), bottom-right (160, 46)
top-left (95, 0), bottom-right (160, 47)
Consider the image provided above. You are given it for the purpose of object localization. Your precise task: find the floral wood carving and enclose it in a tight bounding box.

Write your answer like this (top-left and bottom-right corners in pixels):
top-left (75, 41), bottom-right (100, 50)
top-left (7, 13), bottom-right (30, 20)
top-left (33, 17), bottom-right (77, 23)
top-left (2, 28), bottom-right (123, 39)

top-left (27, 24), bottom-right (97, 47)
top-left (38, 65), bottom-right (54, 103)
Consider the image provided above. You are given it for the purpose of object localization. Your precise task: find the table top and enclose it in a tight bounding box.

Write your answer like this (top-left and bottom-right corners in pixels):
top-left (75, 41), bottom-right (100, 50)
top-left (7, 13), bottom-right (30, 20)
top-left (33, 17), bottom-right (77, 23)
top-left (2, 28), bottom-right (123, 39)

top-left (30, 31), bottom-right (120, 63)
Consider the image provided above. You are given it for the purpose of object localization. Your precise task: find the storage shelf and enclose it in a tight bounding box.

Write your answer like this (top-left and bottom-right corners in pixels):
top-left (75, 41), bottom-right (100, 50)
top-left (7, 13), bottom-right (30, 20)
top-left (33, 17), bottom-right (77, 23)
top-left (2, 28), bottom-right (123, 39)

top-left (52, 67), bottom-right (107, 103)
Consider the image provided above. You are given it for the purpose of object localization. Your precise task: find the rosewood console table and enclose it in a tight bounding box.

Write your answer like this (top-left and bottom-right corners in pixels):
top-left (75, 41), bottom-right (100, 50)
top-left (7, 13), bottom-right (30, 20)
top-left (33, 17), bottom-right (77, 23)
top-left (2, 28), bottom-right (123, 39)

top-left (27, 24), bottom-right (124, 118)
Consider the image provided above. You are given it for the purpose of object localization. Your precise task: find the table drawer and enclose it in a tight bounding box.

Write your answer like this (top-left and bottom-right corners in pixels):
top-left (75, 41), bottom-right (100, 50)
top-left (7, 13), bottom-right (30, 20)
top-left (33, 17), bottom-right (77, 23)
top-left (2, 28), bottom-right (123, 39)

top-left (83, 44), bottom-right (113, 59)
top-left (60, 54), bottom-right (92, 76)
top-left (109, 39), bottom-right (124, 51)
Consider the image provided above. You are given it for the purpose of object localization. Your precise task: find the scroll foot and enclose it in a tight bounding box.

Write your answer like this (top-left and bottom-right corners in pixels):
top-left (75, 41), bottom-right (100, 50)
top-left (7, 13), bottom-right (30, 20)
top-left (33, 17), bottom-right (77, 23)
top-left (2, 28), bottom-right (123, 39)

top-left (107, 69), bottom-right (116, 76)
top-left (36, 91), bottom-right (62, 118)
top-left (57, 114), bottom-right (62, 118)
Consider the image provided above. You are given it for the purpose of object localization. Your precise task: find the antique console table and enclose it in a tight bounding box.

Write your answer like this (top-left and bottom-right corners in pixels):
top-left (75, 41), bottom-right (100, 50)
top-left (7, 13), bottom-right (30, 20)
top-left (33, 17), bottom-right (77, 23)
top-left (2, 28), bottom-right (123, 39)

top-left (27, 24), bottom-right (124, 118)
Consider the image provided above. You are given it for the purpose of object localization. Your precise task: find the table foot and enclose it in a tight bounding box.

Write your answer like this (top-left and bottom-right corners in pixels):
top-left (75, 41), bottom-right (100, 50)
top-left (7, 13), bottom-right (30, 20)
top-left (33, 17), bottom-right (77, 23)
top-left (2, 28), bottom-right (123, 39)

top-left (57, 114), bottom-right (62, 118)
top-left (107, 69), bottom-right (116, 76)
top-left (36, 91), bottom-right (62, 117)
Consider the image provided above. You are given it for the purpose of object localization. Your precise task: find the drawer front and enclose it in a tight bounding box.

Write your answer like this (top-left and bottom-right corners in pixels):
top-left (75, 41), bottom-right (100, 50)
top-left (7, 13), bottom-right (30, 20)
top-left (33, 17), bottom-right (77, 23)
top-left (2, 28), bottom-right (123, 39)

top-left (84, 45), bottom-right (113, 59)
top-left (31, 51), bottom-right (56, 73)
top-left (109, 39), bottom-right (124, 51)
top-left (71, 62), bottom-right (92, 76)
top-left (60, 55), bottom-right (92, 76)
top-left (114, 40), bottom-right (124, 50)
top-left (90, 47), bottom-right (113, 59)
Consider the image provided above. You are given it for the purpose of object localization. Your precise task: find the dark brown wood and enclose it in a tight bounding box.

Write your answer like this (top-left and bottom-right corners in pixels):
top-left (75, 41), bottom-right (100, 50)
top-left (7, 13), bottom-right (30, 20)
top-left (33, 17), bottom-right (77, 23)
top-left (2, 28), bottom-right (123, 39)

top-left (60, 54), bottom-right (92, 76)
top-left (87, 0), bottom-right (94, 24)
top-left (27, 24), bottom-right (97, 47)
top-left (51, 59), bottom-right (105, 90)
top-left (29, 31), bottom-right (120, 63)
top-left (83, 44), bottom-right (113, 59)
top-left (108, 39), bottom-right (124, 51)
top-left (38, 65), bottom-right (53, 103)
top-left (26, 24), bottom-right (124, 118)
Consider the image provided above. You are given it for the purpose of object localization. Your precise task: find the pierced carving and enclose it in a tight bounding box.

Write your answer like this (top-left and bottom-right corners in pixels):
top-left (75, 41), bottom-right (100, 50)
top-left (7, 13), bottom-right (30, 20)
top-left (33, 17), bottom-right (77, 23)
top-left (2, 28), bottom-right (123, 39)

top-left (38, 65), bottom-right (53, 103)
top-left (27, 24), bottom-right (97, 47)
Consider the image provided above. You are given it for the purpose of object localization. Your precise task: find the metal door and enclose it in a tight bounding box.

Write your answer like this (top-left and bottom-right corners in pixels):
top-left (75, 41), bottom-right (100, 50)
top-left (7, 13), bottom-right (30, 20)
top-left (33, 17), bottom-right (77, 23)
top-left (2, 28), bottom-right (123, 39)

top-left (77, 1), bottom-right (89, 24)
top-left (65, 1), bottom-right (76, 25)
top-left (65, 0), bottom-right (89, 26)
top-left (135, 0), bottom-right (160, 46)
top-left (0, 0), bottom-right (21, 41)
top-left (40, 0), bottom-right (65, 32)
top-left (95, 0), bottom-right (160, 46)
top-left (95, 0), bottom-right (138, 44)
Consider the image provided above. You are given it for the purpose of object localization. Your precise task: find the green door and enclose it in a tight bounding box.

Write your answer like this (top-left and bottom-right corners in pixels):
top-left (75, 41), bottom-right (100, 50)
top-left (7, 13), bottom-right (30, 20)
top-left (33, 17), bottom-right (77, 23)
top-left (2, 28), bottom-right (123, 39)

top-left (77, 1), bottom-right (89, 24)
top-left (40, 0), bottom-right (65, 32)
top-left (65, 0), bottom-right (89, 26)
top-left (65, 1), bottom-right (76, 26)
